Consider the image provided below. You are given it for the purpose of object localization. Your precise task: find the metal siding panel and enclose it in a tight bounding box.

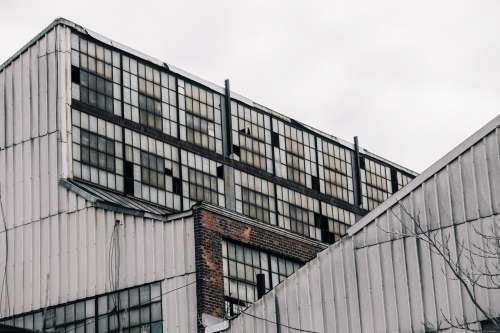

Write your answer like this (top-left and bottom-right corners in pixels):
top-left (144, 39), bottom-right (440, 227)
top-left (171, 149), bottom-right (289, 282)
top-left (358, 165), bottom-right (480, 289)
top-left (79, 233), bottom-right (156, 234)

top-left (77, 209), bottom-right (87, 299)
top-left (380, 241), bottom-right (399, 333)
top-left (31, 136), bottom-right (40, 222)
top-left (368, 244), bottom-right (386, 333)
top-left (485, 129), bottom-right (500, 214)
top-left (49, 215), bottom-right (60, 305)
top-left (406, 237), bottom-right (425, 332)
top-left (21, 51), bottom-right (31, 142)
top-left (57, 27), bottom-right (71, 180)
top-left (469, 218), bottom-right (490, 319)
top-left (473, 139), bottom-right (493, 217)
top-left (23, 141), bottom-right (32, 225)
top-left (375, 213), bottom-right (391, 244)
top-left (39, 135), bottom-right (49, 218)
top-left (49, 132), bottom-right (58, 215)
top-left (454, 222), bottom-right (477, 323)
top-left (283, 276), bottom-right (300, 332)
top-left (86, 207), bottom-right (97, 297)
top-left (333, 245), bottom-right (349, 333)
top-left (6, 148), bottom-right (14, 228)
top-left (418, 235), bottom-right (438, 329)
top-left (487, 215), bottom-right (500, 313)
top-left (22, 219), bottom-right (33, 313)
top-left (125, 214), bottom-right (136, 285)
top-left (39, 218), bottom-right (51, 312)
top-left (14, 144), bottom-right (23, 228)
top-left (95, 208), bottom-right (106, 294)
top-left (460, 149), bottom-right (480, 221)
top-left (13, 58), bottom-right (22, 145)
top-left (297, 267), bottom-right (313, 331)
top-left (355, 247), bottom-right (373, 333)
top-left (69, 210), bottom-right (79, 300)
top-left (38, 35), bottom-right (48, 136)
top-left (411, 185), bottom-right (427, 233)
top-left (59, 211), bottom-right (69, 302)
top-left (4, 65), bottom-right (13, 147)
top-left (307, 259), bottom-right (326, 332)
top-left (0, 70), bottom-right (5, 149)
top-left (318, 250), bottom-right (336, 333)
top-left (430, 230), bottom-right (451, 327)
top-left (424, 177), bottom-right (440, 230)
top-left (136, 216), bottom-right (146, 284)
top-left (47, 30), bottom-right (57, 134)
top-left (144, 219), bottom-right (155, 281)
top-left (14, 225), bottom-right (24, 314)
top-left (30, 41), bottom-right (39, 138)
top-left (436, 167), bottom-right (453, 228)
top-left (392, 238), bottom-right (412, 332)
top-left (342, 239), bottom-right (362, 333)
top-left (444, 226), bottom-right (465, 326)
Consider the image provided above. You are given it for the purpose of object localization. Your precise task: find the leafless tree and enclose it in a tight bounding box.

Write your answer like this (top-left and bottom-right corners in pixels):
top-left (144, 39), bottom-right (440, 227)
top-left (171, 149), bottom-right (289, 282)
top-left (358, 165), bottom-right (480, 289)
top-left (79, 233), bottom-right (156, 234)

top-left (378, 203), bottom-right (500, 332)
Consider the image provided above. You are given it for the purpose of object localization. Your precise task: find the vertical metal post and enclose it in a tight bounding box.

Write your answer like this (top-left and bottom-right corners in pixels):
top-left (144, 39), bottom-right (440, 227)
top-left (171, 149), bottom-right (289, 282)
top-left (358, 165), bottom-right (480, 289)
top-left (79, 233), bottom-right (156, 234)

top-left (224, 79), bottom-right (233, 157)
top-left (353, 136), bottom-right (362, 208)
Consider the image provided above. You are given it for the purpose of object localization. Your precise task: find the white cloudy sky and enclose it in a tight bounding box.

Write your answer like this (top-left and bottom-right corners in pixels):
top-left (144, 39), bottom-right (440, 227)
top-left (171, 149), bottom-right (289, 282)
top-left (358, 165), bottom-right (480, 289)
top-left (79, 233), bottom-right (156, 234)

top-left (1, 0), bottom-right (499, 172)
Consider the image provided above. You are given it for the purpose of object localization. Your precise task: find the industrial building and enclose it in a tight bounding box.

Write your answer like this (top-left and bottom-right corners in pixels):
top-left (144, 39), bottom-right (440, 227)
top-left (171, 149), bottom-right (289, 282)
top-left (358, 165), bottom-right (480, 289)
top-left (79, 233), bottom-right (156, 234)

top-left (224, 115), bottom-right (500, 332)
top-left (0, 18), bottom-right (416, 332)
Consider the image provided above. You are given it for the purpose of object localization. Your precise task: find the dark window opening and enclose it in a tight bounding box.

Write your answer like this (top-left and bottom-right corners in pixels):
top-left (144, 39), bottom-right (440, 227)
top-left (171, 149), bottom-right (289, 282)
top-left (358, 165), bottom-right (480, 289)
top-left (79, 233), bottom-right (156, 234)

top-left (173, 177), bottom-right (182, 195)
top-left (311, 176), bottom-right (320, 191)
top-left (124, 161), bottom-right (134, 195)
top-left (71, 65), bottom-right (80, 84)
top-left (217, 165), bottom-right (224, 179)
top-left (390, 168), bottom-right (398, 193)
top-left (271, 132), bottom-right (280, 147)
top-left (232, 145), bottom-right (241, 157)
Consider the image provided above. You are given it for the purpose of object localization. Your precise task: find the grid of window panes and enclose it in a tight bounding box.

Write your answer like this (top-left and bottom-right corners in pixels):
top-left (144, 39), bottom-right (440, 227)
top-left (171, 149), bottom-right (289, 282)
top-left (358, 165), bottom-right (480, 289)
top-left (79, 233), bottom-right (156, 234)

top-left (222, 240), bottom-right (301, 316)
top-left (0, 282), bottom-right (163, 333)
top-left (317, 138), bottom-right (354, 204)
top-left (178, 80), bottom-right (223, 154)
top-left (234, 170), bottom-right (276, 225)
top-left (122, 55), bottom-right (178, 136)
top-left (321, 202), bottom-right (356, 243)
top-left (71, 34), bottom-right (122, 116)
top-left (397, 170), bottom-right (412, 190)
top-left (276, 185), bottom-right (321, 240)
top-left (72, 109), bottom-right (124, 191)
top-left (360, 157), bottom-right (393, 210)
top-left (124, 128), bottom-right (181, 210)
top-left (231, 101), bottom-right (273, 172)
top-left (272, 119), bottom-right (317, 188)
top-left (180, 150), bottom-right (225, 209)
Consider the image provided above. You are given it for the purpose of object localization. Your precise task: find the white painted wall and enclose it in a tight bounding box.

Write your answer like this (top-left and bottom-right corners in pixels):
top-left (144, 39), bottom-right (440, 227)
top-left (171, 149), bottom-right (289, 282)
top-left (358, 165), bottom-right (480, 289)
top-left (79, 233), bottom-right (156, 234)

top-left (227, 120), bottom-right (500, 333)
top-left (0, 23), bottom-right (198, 332)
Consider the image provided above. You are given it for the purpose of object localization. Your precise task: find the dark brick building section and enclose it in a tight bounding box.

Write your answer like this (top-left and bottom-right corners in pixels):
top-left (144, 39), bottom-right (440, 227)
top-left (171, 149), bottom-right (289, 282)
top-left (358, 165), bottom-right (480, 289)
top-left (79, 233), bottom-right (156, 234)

top-left (192, 203), bottom-right (326, 331)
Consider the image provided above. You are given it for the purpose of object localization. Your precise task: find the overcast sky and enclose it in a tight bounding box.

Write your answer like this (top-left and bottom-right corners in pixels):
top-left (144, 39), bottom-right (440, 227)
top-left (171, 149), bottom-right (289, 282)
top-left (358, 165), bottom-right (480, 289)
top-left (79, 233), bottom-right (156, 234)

top-left (1, 0), bottom-right (499, 172)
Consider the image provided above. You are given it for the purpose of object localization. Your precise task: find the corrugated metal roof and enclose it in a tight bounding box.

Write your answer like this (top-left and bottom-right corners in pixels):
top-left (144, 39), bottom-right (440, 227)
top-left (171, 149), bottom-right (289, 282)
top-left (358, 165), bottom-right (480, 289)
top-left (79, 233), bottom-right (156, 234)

top-left (60, 179), bottom-right (174, 217)
top-left (224, 114), bottom-right (500, 333)
top-left (348, 113), bottom-right (500, 235)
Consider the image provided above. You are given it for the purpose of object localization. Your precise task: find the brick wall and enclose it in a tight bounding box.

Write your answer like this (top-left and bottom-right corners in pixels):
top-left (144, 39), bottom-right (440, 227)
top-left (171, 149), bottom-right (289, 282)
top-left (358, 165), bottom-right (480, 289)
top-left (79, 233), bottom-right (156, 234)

top-left (193, 206), bottom-right (325, 332)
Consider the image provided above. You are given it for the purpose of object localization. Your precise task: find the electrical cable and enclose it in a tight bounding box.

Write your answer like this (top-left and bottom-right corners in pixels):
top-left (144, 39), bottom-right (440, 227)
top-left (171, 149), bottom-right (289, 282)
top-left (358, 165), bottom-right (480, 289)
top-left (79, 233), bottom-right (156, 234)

top-left (239, 310), bottom-right (318, 333)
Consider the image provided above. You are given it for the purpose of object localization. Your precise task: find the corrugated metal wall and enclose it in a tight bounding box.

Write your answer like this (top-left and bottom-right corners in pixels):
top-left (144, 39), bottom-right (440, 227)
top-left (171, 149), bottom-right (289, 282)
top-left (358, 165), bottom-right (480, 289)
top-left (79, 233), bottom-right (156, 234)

top-left (227, 124), bottom-right (500, 333)
top-left (0, 24), bottom-right (198, 332)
